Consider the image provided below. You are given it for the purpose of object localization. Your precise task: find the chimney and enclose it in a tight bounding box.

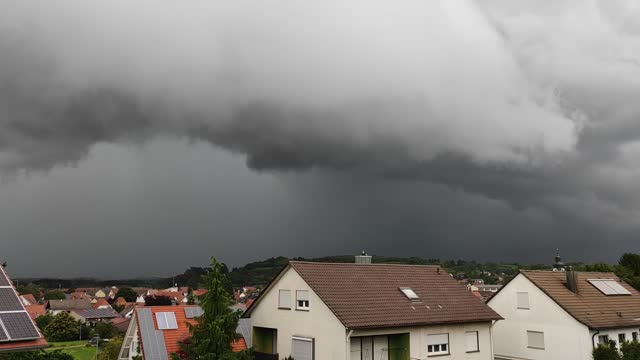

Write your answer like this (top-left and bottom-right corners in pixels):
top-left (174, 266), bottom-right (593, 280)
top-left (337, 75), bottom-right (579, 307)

top-left (566, 269), bottom-right (578, 294)
top-left (355, 251), bottom-right (372, 264)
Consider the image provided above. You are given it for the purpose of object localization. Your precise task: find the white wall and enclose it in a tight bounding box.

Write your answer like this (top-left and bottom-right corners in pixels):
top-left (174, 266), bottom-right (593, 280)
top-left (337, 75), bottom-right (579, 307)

top-left (592, 328), bottom-right (640, 350)
top-left (351, 322), bottom-right (494, 360)
top-left (488, 274), bottom-right (592, 360)
top-left (249, 267), bottom-right (348, 359)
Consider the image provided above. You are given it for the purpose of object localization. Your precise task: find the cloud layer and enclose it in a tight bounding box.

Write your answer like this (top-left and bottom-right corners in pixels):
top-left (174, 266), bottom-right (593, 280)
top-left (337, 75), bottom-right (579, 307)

top-left (2, 0), bottom-right (640, 240)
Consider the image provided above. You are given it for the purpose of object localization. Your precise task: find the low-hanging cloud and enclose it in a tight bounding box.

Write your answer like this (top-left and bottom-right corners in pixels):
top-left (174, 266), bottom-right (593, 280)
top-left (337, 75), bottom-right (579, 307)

top-left (2, 0), bottom-right (640, 232)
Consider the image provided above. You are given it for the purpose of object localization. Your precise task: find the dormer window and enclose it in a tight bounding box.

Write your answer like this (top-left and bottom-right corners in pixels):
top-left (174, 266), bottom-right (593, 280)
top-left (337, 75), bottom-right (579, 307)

top-left (296, 290), bottom-right (310, 310)
top-left (400, 287), bottom-right (420, 302)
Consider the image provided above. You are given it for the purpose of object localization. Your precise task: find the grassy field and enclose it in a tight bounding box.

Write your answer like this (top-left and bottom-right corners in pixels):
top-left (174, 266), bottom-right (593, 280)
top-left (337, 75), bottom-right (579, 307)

top-left (46, 340), bottom-right (100, 360)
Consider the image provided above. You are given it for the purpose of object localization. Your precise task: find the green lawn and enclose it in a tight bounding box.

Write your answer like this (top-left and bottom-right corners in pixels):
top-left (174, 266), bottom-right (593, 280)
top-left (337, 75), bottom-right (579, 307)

top-left (46, 341), bottom-right (100, 360)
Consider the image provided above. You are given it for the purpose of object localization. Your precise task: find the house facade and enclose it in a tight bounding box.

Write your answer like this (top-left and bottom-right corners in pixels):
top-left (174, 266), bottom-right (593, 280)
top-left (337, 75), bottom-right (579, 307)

top-left (488, 270), bottom-right (640, 360)
top-left (244, 259), bottom-right (502, 360)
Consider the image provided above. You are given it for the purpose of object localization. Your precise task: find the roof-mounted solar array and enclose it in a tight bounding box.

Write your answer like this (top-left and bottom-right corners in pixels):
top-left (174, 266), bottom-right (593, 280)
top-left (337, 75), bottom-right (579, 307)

top-left (400, 287), bottom-right (421, 302)
top-left (588, 279), bottom-right (631, 296)
top-left (0, 267), bottom-right (43, 343)
top-left (0, 271), bottom-right (10, 287)
top-left (184, 307), bottom-right (204, 319)
top-left (155, 312), bottom-right (178, 330)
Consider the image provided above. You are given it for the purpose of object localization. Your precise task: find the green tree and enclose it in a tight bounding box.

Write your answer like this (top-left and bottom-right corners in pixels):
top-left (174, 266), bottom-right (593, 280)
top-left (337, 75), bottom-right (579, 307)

top-left (622, 340), bottom-right (640, 360)
top-left (35, 313), bottom-right (54, 331)
top-left (94, 322), bottom-right (117, 339)
top-left (620, 253), bottom-right (640, 276)
top-left (43, 290), bottom-right (66, 301)
top-left (43, 312), bottom-right (81, 342)
top-left (115, 287), bottom-right (138, 302)
top-left (593, 343), bottom-right (621, 360)
top-left (98, 336), bottom-right (123, 360)
top-left (173, 258), bottom-right (248, 360)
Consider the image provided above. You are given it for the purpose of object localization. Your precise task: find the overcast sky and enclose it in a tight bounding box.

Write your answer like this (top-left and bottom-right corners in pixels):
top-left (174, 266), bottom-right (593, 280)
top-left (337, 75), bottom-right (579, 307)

top-left (2, 0), bottom-right (640, 277)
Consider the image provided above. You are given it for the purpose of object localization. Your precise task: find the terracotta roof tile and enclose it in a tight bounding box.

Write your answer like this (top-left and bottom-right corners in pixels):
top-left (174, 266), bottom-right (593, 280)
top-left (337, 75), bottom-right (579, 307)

top-left (25, 305), bottom-right (46, 320)
top-left (521, 270), bottom-right (640, 329)
top-left (277, 262), bottom-right (502, 329)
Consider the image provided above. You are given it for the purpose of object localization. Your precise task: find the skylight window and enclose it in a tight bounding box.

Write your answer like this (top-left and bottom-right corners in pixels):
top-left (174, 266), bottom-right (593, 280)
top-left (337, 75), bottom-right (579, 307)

top-left (155, 312), bottom-right (178, 330)
top-left (400, 287), bottom-right (420, 302)
top-left (588, 279), bottom-right (631, 296)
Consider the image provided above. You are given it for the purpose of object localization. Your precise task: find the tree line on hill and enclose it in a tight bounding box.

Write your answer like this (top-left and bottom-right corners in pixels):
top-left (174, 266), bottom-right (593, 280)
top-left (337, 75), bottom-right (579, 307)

top-left (14, 253), bottom-right (640, 293)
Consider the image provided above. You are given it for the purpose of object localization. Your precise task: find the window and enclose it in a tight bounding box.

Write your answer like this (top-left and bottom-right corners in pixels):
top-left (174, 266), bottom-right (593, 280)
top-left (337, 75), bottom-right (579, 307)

top-left (292, 336), bottom-right (314, 360)
top-left (155, 312), bottom-right (177, 330)
top-left (598, 335), bottom-right (609, 345)
top-left (517, 292), bottom-right (530, 309)
top-left (465, 331), bottom-right (479, 352)
top-left (278, 290), bottom-right (291, 309)
top-left (633, 332), bottom-right (638, 342)
top-left (399, 287), bottom-right (420, 302)
top-left (427, 334), bottom-right (449, 356)
top-left (588, 279), bottom-right (631, 295)
top-left (527, 331), bottom-right (544, 350)
top-left (296, 290), bottom-right (310, 310)
top-left (619, 333), bottom-right (626, 345)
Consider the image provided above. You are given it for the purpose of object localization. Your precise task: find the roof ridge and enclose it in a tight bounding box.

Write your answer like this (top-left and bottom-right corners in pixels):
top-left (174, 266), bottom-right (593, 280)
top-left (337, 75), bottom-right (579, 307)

top-left (289, 261), bottom-right (441, 268)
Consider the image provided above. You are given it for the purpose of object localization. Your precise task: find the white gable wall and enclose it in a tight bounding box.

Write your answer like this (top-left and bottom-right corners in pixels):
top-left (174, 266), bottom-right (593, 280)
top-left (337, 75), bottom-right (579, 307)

top-left (488, 273), bottom-right (592, 360)
top-left (249, 266), bottom-right (348, 359)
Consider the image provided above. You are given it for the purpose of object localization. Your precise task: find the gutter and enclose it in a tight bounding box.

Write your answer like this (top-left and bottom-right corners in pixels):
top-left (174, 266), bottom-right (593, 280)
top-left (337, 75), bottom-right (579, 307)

top-left (592, 330), bottom-right (600, 349)
top-left (346, 329), bottom-right (353, 360)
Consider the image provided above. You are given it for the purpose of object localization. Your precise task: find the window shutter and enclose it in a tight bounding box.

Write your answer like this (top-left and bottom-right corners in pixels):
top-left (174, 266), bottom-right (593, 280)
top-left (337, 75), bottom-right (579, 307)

top-left (426, 334), bottom-right (448, 345)
top-left (297, 290), bottom-right (309, 301)
top-left (517, 292), bottom-right (530, 309)
top-left (292, 337), bottom-right (314, 360)
top-left (527, 331), bottom-right (544, 349)
top-left (465, 331), bottom-right (479, 352)
top-left (279, 290), bottom-right (291, 308)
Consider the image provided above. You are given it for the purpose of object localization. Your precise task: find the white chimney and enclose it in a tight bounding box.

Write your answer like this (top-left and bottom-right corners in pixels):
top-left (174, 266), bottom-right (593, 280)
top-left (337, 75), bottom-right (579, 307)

top-left (355, 251), bottom-right (372, 264)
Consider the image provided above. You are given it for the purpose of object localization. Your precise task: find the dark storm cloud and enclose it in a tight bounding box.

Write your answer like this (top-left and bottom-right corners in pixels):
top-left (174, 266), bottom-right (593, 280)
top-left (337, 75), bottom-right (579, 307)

top-left (1, 0), bottom-right (640, 265)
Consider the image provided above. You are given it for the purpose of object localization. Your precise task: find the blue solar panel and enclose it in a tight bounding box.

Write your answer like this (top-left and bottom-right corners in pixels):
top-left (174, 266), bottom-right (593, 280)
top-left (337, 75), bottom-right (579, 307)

top-left (0, 289), bottom-right (23, 312)
top-left (0, 313), bottom-right (40, 340)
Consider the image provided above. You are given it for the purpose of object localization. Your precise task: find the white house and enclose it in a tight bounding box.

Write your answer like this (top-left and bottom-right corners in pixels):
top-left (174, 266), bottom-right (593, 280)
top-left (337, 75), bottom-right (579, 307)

top-left (488, 269), bottom-right (640, 360)
top-left (243, 256), bottom-right (502, 360)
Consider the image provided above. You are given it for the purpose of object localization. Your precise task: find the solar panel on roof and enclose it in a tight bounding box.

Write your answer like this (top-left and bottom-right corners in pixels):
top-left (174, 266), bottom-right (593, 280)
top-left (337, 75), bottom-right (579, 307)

top-left (0, 313), bottom-right (40, 340)
top-left (0, 270), bottom-right (10, 287)
top-left (184, 307), bottom-right (203, 319)
top-left (0, 325), bottom-right (7, 341)
top-left (0, 289), bottom-right (23, 312)
top-left (588, 279), bottom-right (631, 296)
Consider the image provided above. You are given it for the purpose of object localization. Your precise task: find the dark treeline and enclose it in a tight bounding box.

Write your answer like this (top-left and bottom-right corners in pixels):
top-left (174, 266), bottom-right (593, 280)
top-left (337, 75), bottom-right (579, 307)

top-left (13, 254), bottom-right (638, 291)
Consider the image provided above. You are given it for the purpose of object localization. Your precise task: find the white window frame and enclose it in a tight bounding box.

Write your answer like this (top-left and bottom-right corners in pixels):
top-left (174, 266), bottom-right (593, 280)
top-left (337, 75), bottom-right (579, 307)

top-left (598, 335), bottom-right (609, 345)
top-left (426, 333), bottom-right (449, 356)
top-left (278, 289), bottom-right (291, 309)
top-left (465, 331), bottom-right (479, 353)
top-left (296, 290), bottom-right (310, 311)
top-left (517, 292), bottom-right (530, 310)
top-left (527, 331), bottom-right (545, 350)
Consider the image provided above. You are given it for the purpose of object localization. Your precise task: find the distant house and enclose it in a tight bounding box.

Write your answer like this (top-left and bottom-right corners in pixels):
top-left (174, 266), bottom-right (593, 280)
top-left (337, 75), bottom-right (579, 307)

top-left (120, 304), bottom-right (137, 319)
top-left (488, 270), bottom-right (640, 360)
top-left (70, 308), bottom-right (121, 325)
top-left (115, 297), bottom-right (128, 307)
top-left (243, 256), bottom-right (502, 360)
top-left (117, 305), bottom-right (247, 360)
top-left (46, 298), bottom-right (93, 315)
top-left (94, 289), bottom-right (108, 298)
top-left (475, 285), bottom-right (502, 293)
top-left (93, 298), bottom-right (113, 309)
top-left (0, 266), bottom-right (48, 352)
top-left (25, 305), bottom-right (47, 320)
top-left (68, 291), bottom-right (92, 300)
top-left (111, 317), bottom-right (131, 333)
top-left (19, 294), bottom-right (38, 306)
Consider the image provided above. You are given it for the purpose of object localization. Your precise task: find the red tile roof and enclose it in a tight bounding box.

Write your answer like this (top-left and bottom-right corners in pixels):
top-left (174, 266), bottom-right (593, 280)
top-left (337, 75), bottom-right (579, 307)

top-left (25, 305), bottom-right (46, 320)
top-left (92, 298), bottom-right (112, 309)
top-left (246, 261), bottom-right (502, 329)
top-left (115, 297), bottom-right (128, 306)
top-left (20, 294), bottom-right (38, 306)
top-left (520, 270), bottom-right (640, 329)
top-left (136, 305), bottom-right (246, 358)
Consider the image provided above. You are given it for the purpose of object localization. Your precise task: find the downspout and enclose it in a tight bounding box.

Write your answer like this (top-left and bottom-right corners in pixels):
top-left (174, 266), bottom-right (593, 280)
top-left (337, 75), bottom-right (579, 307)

top-left (490, 320), bottom-right (496, 360)
top-left (346, 329), bottom-right (354, 360)
top-left (592, 330), bottom-right (600, 349)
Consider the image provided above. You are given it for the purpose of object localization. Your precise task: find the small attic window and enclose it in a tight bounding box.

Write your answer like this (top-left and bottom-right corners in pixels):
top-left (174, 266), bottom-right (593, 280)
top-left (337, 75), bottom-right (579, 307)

top-left (400, 287), bottom-right (420, 302)
top-left (588, 279), bottom-right (631, 296)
